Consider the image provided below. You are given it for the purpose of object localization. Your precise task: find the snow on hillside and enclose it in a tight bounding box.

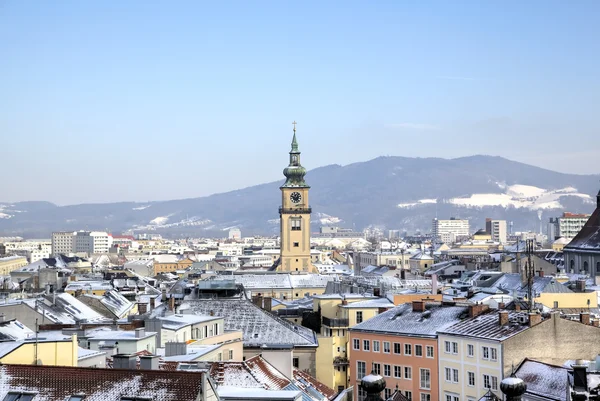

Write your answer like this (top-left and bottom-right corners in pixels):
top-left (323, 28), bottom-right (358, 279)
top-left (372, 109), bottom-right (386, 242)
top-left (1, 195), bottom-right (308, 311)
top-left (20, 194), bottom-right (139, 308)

top-left (150, 216), bottom-right (170, 225)
top-left (132, 205), bottom-right (151, 211)
top-left (312, 212), bottom-right (342, 225)
top-left (397, 185), bottom-right (593, 211)
top-left (134, 215), bottom-right (212, 231)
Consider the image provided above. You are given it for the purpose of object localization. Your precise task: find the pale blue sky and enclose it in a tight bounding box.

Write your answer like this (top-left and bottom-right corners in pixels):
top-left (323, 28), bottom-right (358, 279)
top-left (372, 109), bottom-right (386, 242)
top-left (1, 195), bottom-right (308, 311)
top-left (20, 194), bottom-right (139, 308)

top-left (1, 1), bottom-right (599, 205)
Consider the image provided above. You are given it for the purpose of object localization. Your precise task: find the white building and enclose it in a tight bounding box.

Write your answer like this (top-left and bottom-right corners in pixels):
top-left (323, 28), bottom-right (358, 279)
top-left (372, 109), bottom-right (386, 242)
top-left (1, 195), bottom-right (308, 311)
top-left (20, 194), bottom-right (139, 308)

top-left (485, 219), bottom-right (507, 244)
top-left (228, 228), bottom-right (241, 240)
top-left (73, 231), bottom-right (113, 255)
top-left (559, 212), bottom-right (591, 240)
top-left (52, 231), bottom-right (75, 256)
top-left (432, 218), bottom-right (470, 244)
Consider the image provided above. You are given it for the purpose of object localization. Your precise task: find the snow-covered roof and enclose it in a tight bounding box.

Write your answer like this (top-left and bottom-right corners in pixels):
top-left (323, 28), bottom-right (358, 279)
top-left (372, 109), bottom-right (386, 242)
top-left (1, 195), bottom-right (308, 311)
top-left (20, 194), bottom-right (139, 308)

top-left (87, 328), bottom-right (157, 341)
top-left (157, 314), bottom-right (219, 330)
top-left (515, 359), bottom-right (569, 400)
top-left (182, 299), bottom-right (318, 348)
top-left (100, 290), bottom-right (135, 318)
top-left (0, 294), bottom-right (107, 325)
top-left (439, 310), bottom-right (536, 341)
top-left (340, 298), bottom-right (395, 309)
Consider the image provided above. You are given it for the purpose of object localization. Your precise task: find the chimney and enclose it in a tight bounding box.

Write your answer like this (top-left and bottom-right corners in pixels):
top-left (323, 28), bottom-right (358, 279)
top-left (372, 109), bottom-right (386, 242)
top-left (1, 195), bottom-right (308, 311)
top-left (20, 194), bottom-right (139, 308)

top-left (135, 328), bottom-right (146, 338)
top-left (499, 311), bottom-right (509, 326)
top-left (412, 300), bottom-right (425, 312)
top-left (468, 304), bottom-right (488, 318)
top-left (139, 355), bottom-right (160, 370)
top-left (168, 296), bottom-right (175, 311)
top-left (341, 299), bottom-right (348, 306)
top-left (593, 319), bottom-right (600, 327)
top-left (528, 312), bottom-right (542, 327)
top-left (515, 303), bottom-right (521, 311)
top-left (576, 279), bottom-right (586, 292)
top-left (373, 287), bottom-right (381, 297)
top-left (149, 297), bottom-right (156, 311)
top-left (571, 360), bottom-right (589, 390)
top-left (0, 314), bottom-right (5, 323)
top-left (264, 297), bottom-right (272, 312)
top-left (138, 303), bottom-right (148, 315)
top-left (498, 302), bottom-right (505, 310)
top-left (431, 273), bottom-right (438, 295)
top-left (538, 270), bottom-right (544, 277)
top-left (580, 312), bottom-right (591, 325)
top-left (113, 354), bottom-right (137, 370)
top-left (400, 269), bottom-right (406, 280)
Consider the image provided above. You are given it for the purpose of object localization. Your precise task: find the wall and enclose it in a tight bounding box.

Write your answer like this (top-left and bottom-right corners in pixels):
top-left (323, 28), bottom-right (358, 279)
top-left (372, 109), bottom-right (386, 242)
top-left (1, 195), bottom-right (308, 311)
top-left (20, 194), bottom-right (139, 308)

top-left (0, 256), bottom-right (28, 275)
top-left (0, 336), bottom-right (77, 366)
top-left (0, 303), bottom-right (47, 331)
top-left (87, 336), bottom-right (156, 354)
top-left (504, 313), bottom-right (600, 375)
top-left (535, 292), bottom-right (598, 309)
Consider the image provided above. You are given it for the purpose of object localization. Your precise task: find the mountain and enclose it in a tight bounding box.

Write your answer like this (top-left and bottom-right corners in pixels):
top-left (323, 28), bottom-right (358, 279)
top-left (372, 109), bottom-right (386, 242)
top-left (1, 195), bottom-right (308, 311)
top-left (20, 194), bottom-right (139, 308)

top-left (1, 155), bottom-right (599, 238)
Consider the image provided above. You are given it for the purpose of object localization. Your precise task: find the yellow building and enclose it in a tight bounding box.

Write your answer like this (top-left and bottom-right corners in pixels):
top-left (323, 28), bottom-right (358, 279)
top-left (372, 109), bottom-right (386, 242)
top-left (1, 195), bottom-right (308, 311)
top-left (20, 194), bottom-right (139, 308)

top-left (0, 335), bottom-right (78, 366)
top-left (153, 256), bottom-right (194, 275)
top-left (276, 123), bottom-right (318, 274)
top-left (313, 294), bottom-right (394, 391)
top-left (0, 255), bottom-right (28, 276)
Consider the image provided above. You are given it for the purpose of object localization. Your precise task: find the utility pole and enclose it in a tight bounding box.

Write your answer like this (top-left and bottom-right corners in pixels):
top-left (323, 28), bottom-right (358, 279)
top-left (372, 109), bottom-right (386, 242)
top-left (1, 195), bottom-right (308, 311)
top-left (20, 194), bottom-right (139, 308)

top-left (526, 239), bottom-right (535, 311)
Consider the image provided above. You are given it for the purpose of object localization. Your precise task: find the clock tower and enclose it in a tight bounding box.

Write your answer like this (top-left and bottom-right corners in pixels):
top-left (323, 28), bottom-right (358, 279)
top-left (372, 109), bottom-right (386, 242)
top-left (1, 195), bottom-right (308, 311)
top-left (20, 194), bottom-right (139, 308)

top-left (277, 122), bottom-right (317, 273)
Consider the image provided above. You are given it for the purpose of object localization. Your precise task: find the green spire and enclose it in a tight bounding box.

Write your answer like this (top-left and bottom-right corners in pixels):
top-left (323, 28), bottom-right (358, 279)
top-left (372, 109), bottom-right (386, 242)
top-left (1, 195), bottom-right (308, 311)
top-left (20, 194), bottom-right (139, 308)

top-left (291, 121), bottom-right (299, 153)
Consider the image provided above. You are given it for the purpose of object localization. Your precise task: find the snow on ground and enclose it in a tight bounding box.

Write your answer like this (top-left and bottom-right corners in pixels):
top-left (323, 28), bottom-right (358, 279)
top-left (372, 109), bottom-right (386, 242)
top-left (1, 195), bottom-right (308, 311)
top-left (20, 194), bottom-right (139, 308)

top-left (150, 216), bottom-right (170, 225)
top-left (132, 205), bottom-right (151, 210)
top-left (0, 213), bottom-right (11, 219)
top-left (397, 185), bottom-right (593, 210)
top-left (312, 212), bottom-right (342, 225)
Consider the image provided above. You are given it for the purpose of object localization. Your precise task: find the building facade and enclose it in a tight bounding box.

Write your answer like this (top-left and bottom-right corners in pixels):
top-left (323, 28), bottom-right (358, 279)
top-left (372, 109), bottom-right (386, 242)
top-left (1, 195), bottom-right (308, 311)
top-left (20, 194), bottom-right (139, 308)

top-left (485, 219), bottom-right (507, 244)
top-left (432, 219), bottom-right (470, 244)
top-left (51, 231), bottom-right (75, 256)
top-left (563, 191), bottom-right (600, 277)
top-left (559, 212), bottom-right (591, 240)
top-left (277, 124), bottom-right (316, 273)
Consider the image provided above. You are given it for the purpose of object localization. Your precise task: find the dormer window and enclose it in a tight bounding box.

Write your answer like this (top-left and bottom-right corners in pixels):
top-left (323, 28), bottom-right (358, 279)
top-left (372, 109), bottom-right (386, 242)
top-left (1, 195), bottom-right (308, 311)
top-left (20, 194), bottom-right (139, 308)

top-left (3, 393), bottom-right (37, 401)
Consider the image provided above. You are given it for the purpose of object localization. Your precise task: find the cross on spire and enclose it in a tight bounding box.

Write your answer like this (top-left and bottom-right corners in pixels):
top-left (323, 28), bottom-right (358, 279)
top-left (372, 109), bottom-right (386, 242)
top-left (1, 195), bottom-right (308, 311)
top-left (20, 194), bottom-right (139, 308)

top-left (292, 120), bottom-right (297, 134)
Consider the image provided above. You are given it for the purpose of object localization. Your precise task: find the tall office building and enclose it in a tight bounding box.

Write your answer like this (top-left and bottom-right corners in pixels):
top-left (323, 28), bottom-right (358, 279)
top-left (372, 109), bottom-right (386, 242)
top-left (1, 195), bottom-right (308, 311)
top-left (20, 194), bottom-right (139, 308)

top-left (485, 218), bottom-right (508, 244)
top-left (432, 218), bottom-right (470, 244)
top-left (559, 213), bottom-right (591, 240)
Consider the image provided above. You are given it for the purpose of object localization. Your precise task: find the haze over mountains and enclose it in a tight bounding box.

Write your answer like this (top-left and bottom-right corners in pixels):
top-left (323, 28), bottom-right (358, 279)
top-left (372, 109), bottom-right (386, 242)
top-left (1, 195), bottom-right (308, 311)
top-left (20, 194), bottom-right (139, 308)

top-left (1, 155), bottom-right (598, 239)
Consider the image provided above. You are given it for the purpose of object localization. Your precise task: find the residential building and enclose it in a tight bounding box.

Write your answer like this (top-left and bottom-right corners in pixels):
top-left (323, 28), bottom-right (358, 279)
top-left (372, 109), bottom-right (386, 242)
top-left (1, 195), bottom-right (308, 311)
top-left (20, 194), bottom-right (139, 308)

top-left (73, 231), bottom-right (113, 254)
top-left (0, 255), bottom-right (27, 276)
top-left (349, 300), bottom-right (468, 401)
top-left (485, 219), bottom-right (507, 244)
top-left (0, 333), bottom-right (79, 367)
top-left (228, 228), bottom-right (241, 239)
top-left (51, 231), bottom-right (75, 256)
top-left (153, 255), bottom-right (194, 274)
top-left (85, 327), bottom-right (157, 354)
top-left (563, 191), bottom-right (600, 276)
top-left (559, 212), bottom-right (592, 240)
top-left (548, 217), bottom-right (560, 241)
top-left (276, 124), bottom-right (318, 273)
top-left (355, 251), bottom-right (411, 273)
top-left (432, 218), bottom-right (470, 244)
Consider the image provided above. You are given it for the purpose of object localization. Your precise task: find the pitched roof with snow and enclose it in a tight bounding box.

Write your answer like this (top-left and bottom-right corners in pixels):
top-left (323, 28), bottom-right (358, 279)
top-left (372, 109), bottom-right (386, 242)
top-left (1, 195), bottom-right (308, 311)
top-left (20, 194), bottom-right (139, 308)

top-left (515, 359), bottom-right (569, 400)
top-left (183, 299), bottom-right (318, 348)
top-left (439, 310), bottom-right (536, 341)
top-left (564, 205), bottom-right (600, 252)
top-left (350, 303), bottom-right (468, 338)
top-left (0, 364), bottom-right (204, 401)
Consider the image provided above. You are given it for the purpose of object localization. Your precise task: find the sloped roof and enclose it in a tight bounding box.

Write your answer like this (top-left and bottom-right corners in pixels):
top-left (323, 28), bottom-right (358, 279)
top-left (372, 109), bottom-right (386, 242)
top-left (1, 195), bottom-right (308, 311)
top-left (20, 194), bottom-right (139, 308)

top-left (183, 299), bottom-right (318, 347)
top-left (351, 303), bottom-right (468, 337)
top-left (564, 206), bottom-right (600, 251)
top-left (515, 359), bottom-right (569, 401)
top-left (439, 310), bottom-right (535, 341)
top-left (0, 364), bottom-right (204, 401)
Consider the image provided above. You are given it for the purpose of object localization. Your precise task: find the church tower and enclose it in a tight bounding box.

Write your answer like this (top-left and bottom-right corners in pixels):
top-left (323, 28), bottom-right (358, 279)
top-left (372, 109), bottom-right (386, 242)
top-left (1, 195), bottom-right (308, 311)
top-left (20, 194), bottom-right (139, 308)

top-left (278, 122), bottom-right (317, 273)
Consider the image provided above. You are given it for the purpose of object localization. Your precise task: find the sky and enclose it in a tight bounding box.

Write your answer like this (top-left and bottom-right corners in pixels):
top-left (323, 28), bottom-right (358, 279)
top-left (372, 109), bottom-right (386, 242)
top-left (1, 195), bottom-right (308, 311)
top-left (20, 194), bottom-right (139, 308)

top-left (1, 1), bottom-right (599, 205)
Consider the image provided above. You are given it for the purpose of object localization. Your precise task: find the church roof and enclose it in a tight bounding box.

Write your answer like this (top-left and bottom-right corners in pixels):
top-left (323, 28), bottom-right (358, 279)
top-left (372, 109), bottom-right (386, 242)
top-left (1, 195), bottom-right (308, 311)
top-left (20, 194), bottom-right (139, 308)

top-left (564, 204), bottom-right (600, 252)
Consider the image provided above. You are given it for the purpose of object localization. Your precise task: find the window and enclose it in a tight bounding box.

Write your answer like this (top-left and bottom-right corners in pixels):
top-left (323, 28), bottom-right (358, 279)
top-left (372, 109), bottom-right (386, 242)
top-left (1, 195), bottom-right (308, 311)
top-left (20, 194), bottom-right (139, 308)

top-left (121, 398), bottom-right (152, 401)
top-left (405, 391), bottom-right (412, 401)
top-left (445, 396), bottom-right (459, 401)
top-left (4, 394), bottom-right (37, 401)
top-left (68, 397), bottom-right (85, 401)
top-left (228, 349), bottom-right (233, 360)
top-left (420, 394), bottom-right (431, 401)
top-left (491, 348), bottom-right (497, 361)
top-left (415, 345), bottom-right (423, 357)
top-left (483, 374), bottom-right (491, 389)
top-left (293, 242), bottom-right (299, 247)
top-left (394, 365), bottom-right (402, 378)
top-left (452, 342), bottom-right (458, 355)
top-left (445, 367), bottom-right (451, 382)
top-left (291, 218), bottom-right (301, 231)
top-left (356, 311), bottom-right (363, 324)
top-left (404, 343), bottom-right (412, 356)
top-left (404, 366), bottom-right (412, 379)
top-left (353, 338), bottom-right (360, 350)
top-left (444, 341), bottom-right (451, 353)
top-left (373, 340), bottom-right (380, 352)
top-left (468, 371), bottom-right (475, 386)
top-left (383, 341), bottom-right (390, 353)
top-left (492, 376), bottom-right (498, 390)
top-left (420, 368), bottom-right (431, 389)
top-left (394, 342), bottom-right (401, 354)
top-left (452, 369), bottom-right (459, 383)
top-left (384, 364), bottom-right (391, 377)
top-left (293, 357), bottom-right (299, 368)
top-left (426, 346), bottom-right (434, 358)
top-left (363, 340), bottom-right (370, 351)
top-left (467, 344), bottom-right (474, 357)
top-left (482, 346), bottom-right (490, 360)
top-left (384, 389), bottom-right (392, 399)
top-left (357, 361), bottom-right (366, 379)
top-left (373, 363), bottom-right (381, 375)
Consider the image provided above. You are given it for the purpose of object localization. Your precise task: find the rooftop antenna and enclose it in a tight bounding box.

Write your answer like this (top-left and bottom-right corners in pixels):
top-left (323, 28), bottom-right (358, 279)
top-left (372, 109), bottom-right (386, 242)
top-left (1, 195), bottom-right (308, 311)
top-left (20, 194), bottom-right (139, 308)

top-left (526, 239), bottom-right (535, 312)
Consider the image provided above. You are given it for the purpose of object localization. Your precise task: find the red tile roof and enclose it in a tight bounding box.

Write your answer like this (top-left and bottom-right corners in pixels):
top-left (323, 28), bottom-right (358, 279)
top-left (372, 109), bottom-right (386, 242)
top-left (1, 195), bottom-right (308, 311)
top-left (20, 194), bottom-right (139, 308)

top-left (0, 364), bottom-right (204, 401)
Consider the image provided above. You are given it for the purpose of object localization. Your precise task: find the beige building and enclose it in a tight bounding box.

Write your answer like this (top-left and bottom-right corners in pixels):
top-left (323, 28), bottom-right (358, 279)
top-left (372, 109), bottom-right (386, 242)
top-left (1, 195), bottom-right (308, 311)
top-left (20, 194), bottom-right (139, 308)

top-left (0, 255), bottom-right (28, 276)
top-left (559, 212), bottom-right (591, 240)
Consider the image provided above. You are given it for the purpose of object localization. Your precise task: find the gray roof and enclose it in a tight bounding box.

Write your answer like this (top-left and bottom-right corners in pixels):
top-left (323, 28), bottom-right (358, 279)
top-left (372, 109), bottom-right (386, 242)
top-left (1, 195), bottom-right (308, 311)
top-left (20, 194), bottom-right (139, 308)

top-left (515, 359), bottom-right (569, 401)
top-left (182, 299), bottom-right (318, 348)
top-left (350, 303), bottom-right (468, 338)
top-left (439, 311), bottom-right (534, 341)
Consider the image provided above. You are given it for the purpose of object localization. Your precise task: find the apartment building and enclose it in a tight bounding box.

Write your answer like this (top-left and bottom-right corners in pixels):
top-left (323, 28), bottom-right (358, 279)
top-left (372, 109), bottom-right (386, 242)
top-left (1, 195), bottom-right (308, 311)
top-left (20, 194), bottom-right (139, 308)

top-left (432, 218), bottom-right (470, 244)
top-left (349, 301), bottom-right (468, 401)
top-left (354, 251), bottom-right (411, 273)
top-left (0, 255), bottom-right (28, 276)
top-left (559, 212), bottom-right (591, 240)
top-left (485, 219), bottom-right (507, 244)
top-left (51, 231), bottom-right (75, 256)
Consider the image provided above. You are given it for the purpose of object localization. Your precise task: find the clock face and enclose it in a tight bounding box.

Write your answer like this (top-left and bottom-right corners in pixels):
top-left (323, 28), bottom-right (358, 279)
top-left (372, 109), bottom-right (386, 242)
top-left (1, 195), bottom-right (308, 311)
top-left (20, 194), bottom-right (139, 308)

top-left (290, 192), bottom-right (302, 204)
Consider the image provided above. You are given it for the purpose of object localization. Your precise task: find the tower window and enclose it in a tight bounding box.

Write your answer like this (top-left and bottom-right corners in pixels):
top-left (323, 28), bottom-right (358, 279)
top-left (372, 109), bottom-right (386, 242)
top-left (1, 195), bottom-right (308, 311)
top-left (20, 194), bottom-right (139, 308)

top-left (291, 218), bottom-right (302, 231)
top-left (293, 242), bottom-right (299, 247)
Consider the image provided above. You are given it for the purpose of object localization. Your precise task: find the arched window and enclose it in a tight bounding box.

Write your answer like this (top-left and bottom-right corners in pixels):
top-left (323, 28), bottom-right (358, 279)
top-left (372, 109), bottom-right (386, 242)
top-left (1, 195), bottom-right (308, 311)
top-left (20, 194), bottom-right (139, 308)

top-left (570, 259), bottom-right (575, 273)
top-left (584, 261), bottom-right (589, 274)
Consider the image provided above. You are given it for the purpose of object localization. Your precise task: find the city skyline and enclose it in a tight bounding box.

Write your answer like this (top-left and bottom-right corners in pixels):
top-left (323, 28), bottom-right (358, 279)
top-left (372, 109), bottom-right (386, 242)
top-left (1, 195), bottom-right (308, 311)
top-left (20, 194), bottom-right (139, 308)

top-left (2, 1), bottom-right (600, 204)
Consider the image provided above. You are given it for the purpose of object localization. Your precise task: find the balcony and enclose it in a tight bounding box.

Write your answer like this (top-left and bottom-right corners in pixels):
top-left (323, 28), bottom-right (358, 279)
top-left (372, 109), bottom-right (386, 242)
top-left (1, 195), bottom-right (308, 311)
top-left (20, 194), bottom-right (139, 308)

top-left (279, 206), bottom-right (312, 215)
top-left (333, 356), bottom-right (349, 366)
top-left (322, 317), bottom-right (349, 327)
